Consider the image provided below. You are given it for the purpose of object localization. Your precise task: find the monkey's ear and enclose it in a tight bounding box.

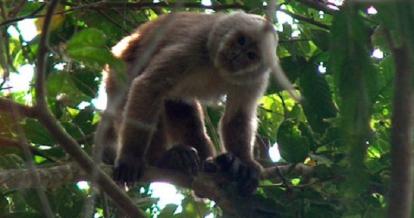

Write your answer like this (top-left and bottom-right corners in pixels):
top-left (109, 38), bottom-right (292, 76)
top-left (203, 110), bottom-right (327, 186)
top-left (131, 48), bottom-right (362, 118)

top-left (262, 20), bottom-right (275, 33)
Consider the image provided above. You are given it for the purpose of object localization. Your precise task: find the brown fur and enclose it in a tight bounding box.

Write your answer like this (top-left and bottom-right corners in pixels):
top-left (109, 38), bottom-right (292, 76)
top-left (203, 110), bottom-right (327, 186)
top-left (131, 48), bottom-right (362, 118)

top-left (98, 12), bottom-right (278, 175)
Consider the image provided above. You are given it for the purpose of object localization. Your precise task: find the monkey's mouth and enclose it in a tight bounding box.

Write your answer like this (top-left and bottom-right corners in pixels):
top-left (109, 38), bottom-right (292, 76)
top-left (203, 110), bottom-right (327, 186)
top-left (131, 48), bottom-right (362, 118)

top-left (227, 52), bottom-right (249, 72)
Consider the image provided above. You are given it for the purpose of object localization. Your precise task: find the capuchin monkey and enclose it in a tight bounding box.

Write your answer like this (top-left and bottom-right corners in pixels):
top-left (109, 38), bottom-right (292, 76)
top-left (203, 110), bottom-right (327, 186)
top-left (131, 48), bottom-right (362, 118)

top-left (96, 11), bottom-right (292, 194)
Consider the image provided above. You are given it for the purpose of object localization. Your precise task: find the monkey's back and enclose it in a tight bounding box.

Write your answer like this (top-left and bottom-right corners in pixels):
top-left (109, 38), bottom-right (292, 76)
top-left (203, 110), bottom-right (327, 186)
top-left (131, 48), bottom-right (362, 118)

top-left (113, 13), bottom-right (221, 77)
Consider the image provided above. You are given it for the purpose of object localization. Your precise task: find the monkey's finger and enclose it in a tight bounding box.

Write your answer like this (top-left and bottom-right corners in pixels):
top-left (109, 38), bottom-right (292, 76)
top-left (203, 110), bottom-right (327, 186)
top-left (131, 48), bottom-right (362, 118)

top-left (113, 165), bottom-right (125, 183)
top-left (239, 178), bottom-right (259, 195)
top-left (185, 147), bottom-right (201, 175)
top-left (215, 153), bottom-right (236, 172)
top-left (202, 159), bottom-right (219, 172)
top-left (122, 167), bottom-right (134, 184)
top-left (238, 164), bottom-right (250, 180)
top-left (129, 168), bottom-right (140, 185)
top-left (238, 167), bottom-right (260, 194)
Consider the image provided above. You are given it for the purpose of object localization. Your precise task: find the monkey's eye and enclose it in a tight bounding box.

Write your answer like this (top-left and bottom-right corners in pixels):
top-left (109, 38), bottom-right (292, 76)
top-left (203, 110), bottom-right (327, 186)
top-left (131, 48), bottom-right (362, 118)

top-left (247, 51), bottom-right (257, 60)
top-left (238, 35), bottom-right (246, 46)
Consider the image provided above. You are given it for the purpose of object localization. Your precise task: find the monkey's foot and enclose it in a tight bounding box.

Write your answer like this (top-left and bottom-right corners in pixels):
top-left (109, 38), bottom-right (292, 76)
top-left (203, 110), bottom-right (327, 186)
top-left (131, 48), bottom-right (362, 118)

top-left (157, 145), bottom-right (201, 176)
top-left (113, 155), bottom-right (146, 186)
top-left (207, 153), bottom-right (260, 195)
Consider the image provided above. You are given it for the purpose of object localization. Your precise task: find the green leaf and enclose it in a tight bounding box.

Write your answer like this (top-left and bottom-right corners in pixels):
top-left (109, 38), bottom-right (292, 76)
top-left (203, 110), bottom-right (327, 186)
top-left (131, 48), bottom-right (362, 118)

top-left (66, 28), bottom-right (122, 70)
top-left (277, 119), bottom-right (310, 163)
top-left (23, 119), bottom-right (55, 146)
top-left (70, 69), bottom-right (101, 98)
top-left (72, 106), bottom-right (96, 135)
top-left (67, 28), bottom-right (107, 48)
top-left (329, 6), bottom-right (376, 196)
top-left (311, 29), bottom-right (331, 51)
top-left (17, 2), bottom-right (44, 17)
top-left (243, 0), bottom-right (263, 11)
top-left (47, 72), bottom-right (91, 106)
top-left (0, 154), bottom-right (24, 169)
top-left (158, 204), bottom-right (178, 218)
top-left (67, 46), bottom-right (114, 69)
top-left (299, 60), bottom-right (337, 134)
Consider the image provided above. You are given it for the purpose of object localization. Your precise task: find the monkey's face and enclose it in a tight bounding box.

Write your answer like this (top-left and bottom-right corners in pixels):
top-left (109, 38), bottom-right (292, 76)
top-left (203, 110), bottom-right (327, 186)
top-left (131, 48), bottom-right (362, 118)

top-left (209, 13), bottom-right (277, 84)
top-left (214, 30), bottom-right (271, 84)
top-left (220, 32), bottom-right (261, 73)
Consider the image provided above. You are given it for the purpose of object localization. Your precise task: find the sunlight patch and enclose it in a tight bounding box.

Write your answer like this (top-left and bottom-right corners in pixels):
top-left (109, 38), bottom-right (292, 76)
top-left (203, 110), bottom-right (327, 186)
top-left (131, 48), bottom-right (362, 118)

top-left (92, 81), bottom-right (107, 110)
top-left (269, 142), bottom-right (281, 162)
top-left (150, 182), bottom-right (184, 212)
top-left (367, 6), bottom-right (378, 15)
top-left (76, 181), bottom-right (90, 191)
top-left (372, 48), bottom-right (384, 59)
top-left (7, 19), bottom-right (37, 41)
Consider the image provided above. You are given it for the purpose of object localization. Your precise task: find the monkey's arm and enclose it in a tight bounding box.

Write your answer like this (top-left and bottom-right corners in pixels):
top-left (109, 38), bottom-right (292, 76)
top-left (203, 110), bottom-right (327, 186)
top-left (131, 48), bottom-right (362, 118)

top-left (220, 86), bottom-right (262, 168)
top-left (217, 85), bottom-right (265, 193)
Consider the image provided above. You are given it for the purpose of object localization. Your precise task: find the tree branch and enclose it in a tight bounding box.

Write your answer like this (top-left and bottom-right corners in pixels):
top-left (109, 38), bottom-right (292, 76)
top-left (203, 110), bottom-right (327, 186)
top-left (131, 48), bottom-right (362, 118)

top-left (0, 2), bottom-right (244, 27)
top-left (0, 97), bottom-right (37, 118)
top-left (64, 1), bottom-right (245, 11)
top-left (31, 0), bottom-right (146, 217)
top-left (0, 137), bottom-right (20, 148)
top-left (0, 163), bottom-right (311, 217)
top-left (34, 0), bottom-right (57, 108)
top-left (0, 3), bottom-right (45, 27)
top-left (279, 9), bottom-right (330, 29)
top-left (387, 46), bottom-right (414, 218)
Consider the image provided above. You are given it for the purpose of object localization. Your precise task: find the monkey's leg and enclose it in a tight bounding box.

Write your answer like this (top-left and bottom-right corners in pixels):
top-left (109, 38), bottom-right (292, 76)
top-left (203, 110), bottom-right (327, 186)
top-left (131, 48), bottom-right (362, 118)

top-left (157, 99), bottom-right (215, 175)
top-left (94, 83), bottom-right (126, 164)
top-left (164, 99), bottom-right (215, 160)
top-left (113, 45), bottom-right (194, 184)
top-left (94, 116), bottom-right (117, 164)
top-left (113, 75), bottom-right (169, 184)
top-left (146, 119), bottom-right (168, 165)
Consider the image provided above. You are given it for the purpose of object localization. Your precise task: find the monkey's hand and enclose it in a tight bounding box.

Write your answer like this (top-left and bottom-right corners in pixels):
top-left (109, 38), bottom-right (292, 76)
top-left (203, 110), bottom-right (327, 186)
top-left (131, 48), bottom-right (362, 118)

top-left (157, 145), bottom-right (201, 176)
top-left (204, 153), bottom-right (261, 195)
top-left (113, 155), bottom-right (147, 186)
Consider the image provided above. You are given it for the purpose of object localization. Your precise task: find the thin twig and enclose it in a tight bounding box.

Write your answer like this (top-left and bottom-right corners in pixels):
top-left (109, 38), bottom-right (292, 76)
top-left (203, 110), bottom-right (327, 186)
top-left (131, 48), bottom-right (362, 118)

top-left (294, 0), bottom-right (339, 15)
top-left (279, 9), bottom-right (330, 29)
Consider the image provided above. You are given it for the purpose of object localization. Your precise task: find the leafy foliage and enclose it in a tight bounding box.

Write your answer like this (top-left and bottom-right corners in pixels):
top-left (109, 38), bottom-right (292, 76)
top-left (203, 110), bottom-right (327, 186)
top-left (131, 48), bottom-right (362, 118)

top-left (0, 0), bottom-right (410, 217)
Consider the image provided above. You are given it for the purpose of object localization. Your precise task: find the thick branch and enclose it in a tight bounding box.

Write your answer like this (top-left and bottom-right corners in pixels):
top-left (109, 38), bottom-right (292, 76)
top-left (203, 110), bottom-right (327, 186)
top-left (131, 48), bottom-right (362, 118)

top-left (1, 163), bottom-right (306, 217)
top-left (387, 46), bottom-right (414, 218)
top-left (262, 163), bottom-right (314, 181)
top-left (0, 137), bottom-right (20, 147)
top-left (0, 162), bottom-right (314, 189)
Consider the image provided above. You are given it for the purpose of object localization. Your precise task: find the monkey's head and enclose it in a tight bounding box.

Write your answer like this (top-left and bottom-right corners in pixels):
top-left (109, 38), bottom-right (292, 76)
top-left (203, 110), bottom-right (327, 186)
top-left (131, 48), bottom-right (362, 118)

top-left (208, 12), bottom-right (278, 84)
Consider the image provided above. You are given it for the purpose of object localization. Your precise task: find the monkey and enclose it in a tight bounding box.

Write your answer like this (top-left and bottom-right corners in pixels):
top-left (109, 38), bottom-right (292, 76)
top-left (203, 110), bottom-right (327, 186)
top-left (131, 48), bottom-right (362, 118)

top-left (96, 11), bottom-right (288, 194)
